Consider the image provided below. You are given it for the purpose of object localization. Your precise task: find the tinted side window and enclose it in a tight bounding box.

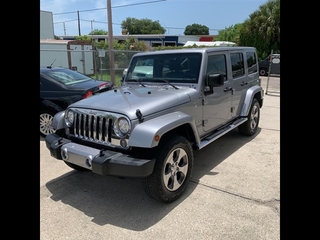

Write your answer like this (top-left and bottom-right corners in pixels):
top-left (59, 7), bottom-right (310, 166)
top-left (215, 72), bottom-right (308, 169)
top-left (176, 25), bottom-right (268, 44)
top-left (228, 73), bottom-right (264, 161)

top-left (207, 54), bottom-right (227, 80)
top-left (246, 51), bottom-right (258, 74)
top-left (230, 53), bottom-right (244, 78)
top-left (40, 76), bottom-right (60, 91)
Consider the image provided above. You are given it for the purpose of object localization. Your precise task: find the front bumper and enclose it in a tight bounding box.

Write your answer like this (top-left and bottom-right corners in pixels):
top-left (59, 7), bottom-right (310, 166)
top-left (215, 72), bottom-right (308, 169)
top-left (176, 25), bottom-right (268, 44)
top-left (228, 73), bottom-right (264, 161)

top-left (45, 133), bottom-right (155, 177)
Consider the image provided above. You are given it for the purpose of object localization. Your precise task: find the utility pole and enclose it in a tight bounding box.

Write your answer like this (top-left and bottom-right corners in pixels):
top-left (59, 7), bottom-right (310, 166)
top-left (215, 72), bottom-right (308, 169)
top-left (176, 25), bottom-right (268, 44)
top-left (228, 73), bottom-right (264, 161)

top-left (91, 20), bottom-right (95, 32)
top-left (107, 0), bottom-right (116, 85)
top-left (77, 10), bottom-right (81, 36)
top-left (63, 22), bottom-right (66, 35)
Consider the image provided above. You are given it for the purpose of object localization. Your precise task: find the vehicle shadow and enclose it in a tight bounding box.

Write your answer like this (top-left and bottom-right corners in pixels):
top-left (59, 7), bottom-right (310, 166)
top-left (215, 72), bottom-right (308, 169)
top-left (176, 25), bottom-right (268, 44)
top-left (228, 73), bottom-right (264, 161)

top-left (44, 128), bottom-right (260, 230)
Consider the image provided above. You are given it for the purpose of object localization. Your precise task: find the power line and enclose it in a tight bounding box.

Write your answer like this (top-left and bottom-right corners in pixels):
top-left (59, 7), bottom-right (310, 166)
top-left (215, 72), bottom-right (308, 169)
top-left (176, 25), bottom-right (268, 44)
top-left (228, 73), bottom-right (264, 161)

top-left (54, 19), bottom-right (122, 26)
top-left (53, 19), bottom-right (221, 32)
top-left (53, 0), bottom-right (166, 15)
top-left (54, 19), bottom-right (78, 24)
top-left (51, 0), bottom-right (222, 35)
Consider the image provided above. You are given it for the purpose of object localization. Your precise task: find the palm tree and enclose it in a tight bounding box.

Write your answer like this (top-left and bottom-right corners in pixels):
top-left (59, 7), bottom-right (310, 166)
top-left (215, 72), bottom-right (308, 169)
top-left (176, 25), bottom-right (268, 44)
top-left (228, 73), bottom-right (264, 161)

top-left (239, 0), bottom-right (280, 59)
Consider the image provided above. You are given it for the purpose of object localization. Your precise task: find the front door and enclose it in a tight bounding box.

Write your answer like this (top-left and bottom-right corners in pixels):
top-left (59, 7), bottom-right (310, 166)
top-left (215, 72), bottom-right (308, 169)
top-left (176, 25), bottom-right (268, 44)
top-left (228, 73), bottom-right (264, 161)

top-left (202, 53), bottom-right (232, 132)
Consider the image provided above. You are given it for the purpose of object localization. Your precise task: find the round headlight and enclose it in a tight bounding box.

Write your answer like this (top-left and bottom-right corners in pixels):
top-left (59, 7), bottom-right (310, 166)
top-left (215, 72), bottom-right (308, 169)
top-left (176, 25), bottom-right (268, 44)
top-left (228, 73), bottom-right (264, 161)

top-left (66, 110), bottom-right (74, 125)
top-left (114, 117), bottom-right (130, 137)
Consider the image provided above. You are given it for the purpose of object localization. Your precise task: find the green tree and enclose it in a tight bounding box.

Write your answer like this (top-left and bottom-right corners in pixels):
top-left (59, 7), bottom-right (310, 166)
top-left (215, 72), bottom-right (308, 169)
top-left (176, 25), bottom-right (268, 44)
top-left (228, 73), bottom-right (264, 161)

top-left (73, 29), bottom-right (108, 42)
top-left (94, 36), bottom-right (149, 51)
top-left (238, 0), bottom-right (280, 60)
top-left (121, 17), bottom-right (166, 34)
top-left (74, 29), bottom-right (108, 42)
top-left (88, 29), bottom-right (108, 35)
top-left (214, 24), bottom-right (243, 44)
top-left (74, 35), bottom-right (92, 41)
top-left (184, 23), bottom-right (209, 35)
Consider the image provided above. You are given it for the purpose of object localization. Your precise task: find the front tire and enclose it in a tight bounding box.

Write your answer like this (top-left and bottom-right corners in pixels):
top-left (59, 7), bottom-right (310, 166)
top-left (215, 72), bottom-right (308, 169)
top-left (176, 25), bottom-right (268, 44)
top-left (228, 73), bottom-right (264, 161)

top-left (142, 135), bottom-right (194, 203)
top-left (259, 67), bottom-right (268, 76)
top-left (238, 98), bottom-right (260, 136)
top-left (40, 110), bottom-right (56, 137)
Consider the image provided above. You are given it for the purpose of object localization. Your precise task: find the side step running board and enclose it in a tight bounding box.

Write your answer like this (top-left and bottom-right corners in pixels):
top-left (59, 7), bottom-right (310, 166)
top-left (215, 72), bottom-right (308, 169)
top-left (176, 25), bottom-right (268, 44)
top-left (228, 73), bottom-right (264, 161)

top-left (197, 117), bottom-right (247, 149)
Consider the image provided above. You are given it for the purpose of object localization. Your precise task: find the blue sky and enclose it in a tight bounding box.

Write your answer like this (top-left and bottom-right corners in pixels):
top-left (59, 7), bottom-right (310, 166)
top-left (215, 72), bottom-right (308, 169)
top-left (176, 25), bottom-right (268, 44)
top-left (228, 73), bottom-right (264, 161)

top-left (40, 0), bottom-right (268, 37)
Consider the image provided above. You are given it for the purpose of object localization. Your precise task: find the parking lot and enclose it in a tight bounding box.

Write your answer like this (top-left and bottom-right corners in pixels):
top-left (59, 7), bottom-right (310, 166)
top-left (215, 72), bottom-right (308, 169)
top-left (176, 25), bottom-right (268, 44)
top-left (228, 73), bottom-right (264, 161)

top-left (40, 76), bottom-right (280, 240)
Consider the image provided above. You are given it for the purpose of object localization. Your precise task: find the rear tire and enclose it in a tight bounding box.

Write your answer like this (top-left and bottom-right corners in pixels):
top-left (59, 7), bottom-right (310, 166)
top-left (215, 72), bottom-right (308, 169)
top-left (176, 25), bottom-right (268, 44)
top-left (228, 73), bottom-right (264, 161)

top-left (142, 134), bottom-right (193, 203)
top-left (238, 98), bottom-right (260, 136)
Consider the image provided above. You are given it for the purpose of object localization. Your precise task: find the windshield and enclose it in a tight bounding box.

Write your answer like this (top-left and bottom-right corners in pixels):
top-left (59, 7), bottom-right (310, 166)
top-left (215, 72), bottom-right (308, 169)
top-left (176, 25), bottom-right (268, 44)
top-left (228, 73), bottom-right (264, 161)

top-left (125, 53), bottom-right (202, 84)
top-left (46, 69), bottom-right (91, 85)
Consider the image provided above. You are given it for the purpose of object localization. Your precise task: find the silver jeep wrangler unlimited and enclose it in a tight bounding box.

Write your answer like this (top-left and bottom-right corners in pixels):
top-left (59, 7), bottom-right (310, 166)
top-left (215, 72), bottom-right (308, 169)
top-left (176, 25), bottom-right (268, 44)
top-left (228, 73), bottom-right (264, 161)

top-left (45, 47), bottom-right (264, 203)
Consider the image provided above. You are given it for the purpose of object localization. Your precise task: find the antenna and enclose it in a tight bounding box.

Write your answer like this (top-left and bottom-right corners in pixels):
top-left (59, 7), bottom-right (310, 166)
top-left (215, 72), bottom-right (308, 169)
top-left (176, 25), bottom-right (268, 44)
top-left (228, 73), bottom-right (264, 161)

top-left (47, 58), bottom-right (56, 68)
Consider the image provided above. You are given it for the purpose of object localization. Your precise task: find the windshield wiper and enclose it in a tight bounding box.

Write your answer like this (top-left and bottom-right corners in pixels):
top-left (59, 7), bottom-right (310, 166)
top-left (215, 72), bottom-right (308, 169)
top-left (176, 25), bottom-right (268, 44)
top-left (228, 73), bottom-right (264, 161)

top-left (125, 79), bottom-right (146, 87)
top-left (154, 79), bottom-right (179, 89)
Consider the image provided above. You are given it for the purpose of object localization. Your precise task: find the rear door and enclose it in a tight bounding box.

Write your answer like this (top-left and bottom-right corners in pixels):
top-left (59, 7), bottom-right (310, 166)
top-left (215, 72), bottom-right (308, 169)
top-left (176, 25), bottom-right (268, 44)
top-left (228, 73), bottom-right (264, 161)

top-left (228, 50), bottom-right (247, 117)
top-left (230, 49), bottom-right (259, 117)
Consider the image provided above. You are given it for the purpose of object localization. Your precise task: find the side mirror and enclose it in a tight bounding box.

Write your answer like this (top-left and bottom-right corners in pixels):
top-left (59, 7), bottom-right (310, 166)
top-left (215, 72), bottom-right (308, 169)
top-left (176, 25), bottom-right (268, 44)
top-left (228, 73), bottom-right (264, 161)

top-left (207, 73), bottom-right (224, 87)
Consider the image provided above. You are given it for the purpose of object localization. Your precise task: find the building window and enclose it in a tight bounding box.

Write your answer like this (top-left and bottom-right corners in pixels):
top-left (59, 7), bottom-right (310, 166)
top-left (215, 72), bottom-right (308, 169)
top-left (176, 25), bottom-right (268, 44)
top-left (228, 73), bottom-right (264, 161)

top-left (151, 42), bottom-right (162, 47)
top-left (164, 41), bottom-right (176, 47)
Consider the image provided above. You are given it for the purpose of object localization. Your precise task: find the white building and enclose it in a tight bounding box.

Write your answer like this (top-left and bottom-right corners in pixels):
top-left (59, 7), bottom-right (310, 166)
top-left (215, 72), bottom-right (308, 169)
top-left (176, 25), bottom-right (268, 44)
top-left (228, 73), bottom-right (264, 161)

top-left (40, 10), bottom-right (54, 39)
top-left (183, 41), bottom-right (236, 47)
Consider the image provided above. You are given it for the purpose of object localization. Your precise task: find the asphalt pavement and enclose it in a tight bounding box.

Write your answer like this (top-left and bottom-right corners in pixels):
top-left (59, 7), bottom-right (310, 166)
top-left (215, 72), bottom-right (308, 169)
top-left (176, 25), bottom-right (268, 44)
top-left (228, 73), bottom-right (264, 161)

top-left (40, 76), bottom-right (280, 240)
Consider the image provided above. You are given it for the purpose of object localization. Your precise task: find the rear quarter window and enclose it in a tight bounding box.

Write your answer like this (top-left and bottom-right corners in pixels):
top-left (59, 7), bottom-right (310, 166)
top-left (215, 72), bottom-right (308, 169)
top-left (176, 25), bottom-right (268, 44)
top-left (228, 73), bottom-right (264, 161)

top-left (246, 51), bottom-right (258, 74)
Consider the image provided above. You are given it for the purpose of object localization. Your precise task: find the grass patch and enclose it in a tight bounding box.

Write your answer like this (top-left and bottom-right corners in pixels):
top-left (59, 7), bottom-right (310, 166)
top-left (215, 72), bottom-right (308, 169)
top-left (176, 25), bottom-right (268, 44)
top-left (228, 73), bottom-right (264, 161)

top-left (92, 73), bottom-right (123, 87)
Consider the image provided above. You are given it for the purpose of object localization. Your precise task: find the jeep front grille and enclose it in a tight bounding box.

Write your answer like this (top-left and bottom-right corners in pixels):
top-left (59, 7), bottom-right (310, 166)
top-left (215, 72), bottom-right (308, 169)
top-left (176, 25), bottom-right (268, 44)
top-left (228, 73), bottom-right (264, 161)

top-left (73, 113), bottom-right (112, 142)
top-left (67, 109), bottom-right (129, 148)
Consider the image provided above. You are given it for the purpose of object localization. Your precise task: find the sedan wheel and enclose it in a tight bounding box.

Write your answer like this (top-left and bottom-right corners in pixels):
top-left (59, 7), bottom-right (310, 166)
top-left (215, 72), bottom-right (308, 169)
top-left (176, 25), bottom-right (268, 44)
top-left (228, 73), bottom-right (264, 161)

top-left (259, 67), bottom-right (268, 76)
top-left (40, 111), bottom-right (56, 137)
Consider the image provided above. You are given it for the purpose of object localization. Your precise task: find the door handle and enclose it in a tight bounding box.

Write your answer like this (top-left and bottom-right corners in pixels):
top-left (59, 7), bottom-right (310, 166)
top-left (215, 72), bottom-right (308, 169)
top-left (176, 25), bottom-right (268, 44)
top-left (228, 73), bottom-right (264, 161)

top-left (224, 87), bottom-right (234, 94)
top-left (224, 87), bottom-right (232, 92)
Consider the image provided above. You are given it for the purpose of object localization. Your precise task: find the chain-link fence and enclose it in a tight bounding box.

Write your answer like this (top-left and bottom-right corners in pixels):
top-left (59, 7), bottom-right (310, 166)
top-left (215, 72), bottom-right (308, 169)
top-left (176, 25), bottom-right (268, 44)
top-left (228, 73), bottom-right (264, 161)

top-left (93, 49), bottom-right (143, 80)
top-left (40, 48), bottom-right (143, 84)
